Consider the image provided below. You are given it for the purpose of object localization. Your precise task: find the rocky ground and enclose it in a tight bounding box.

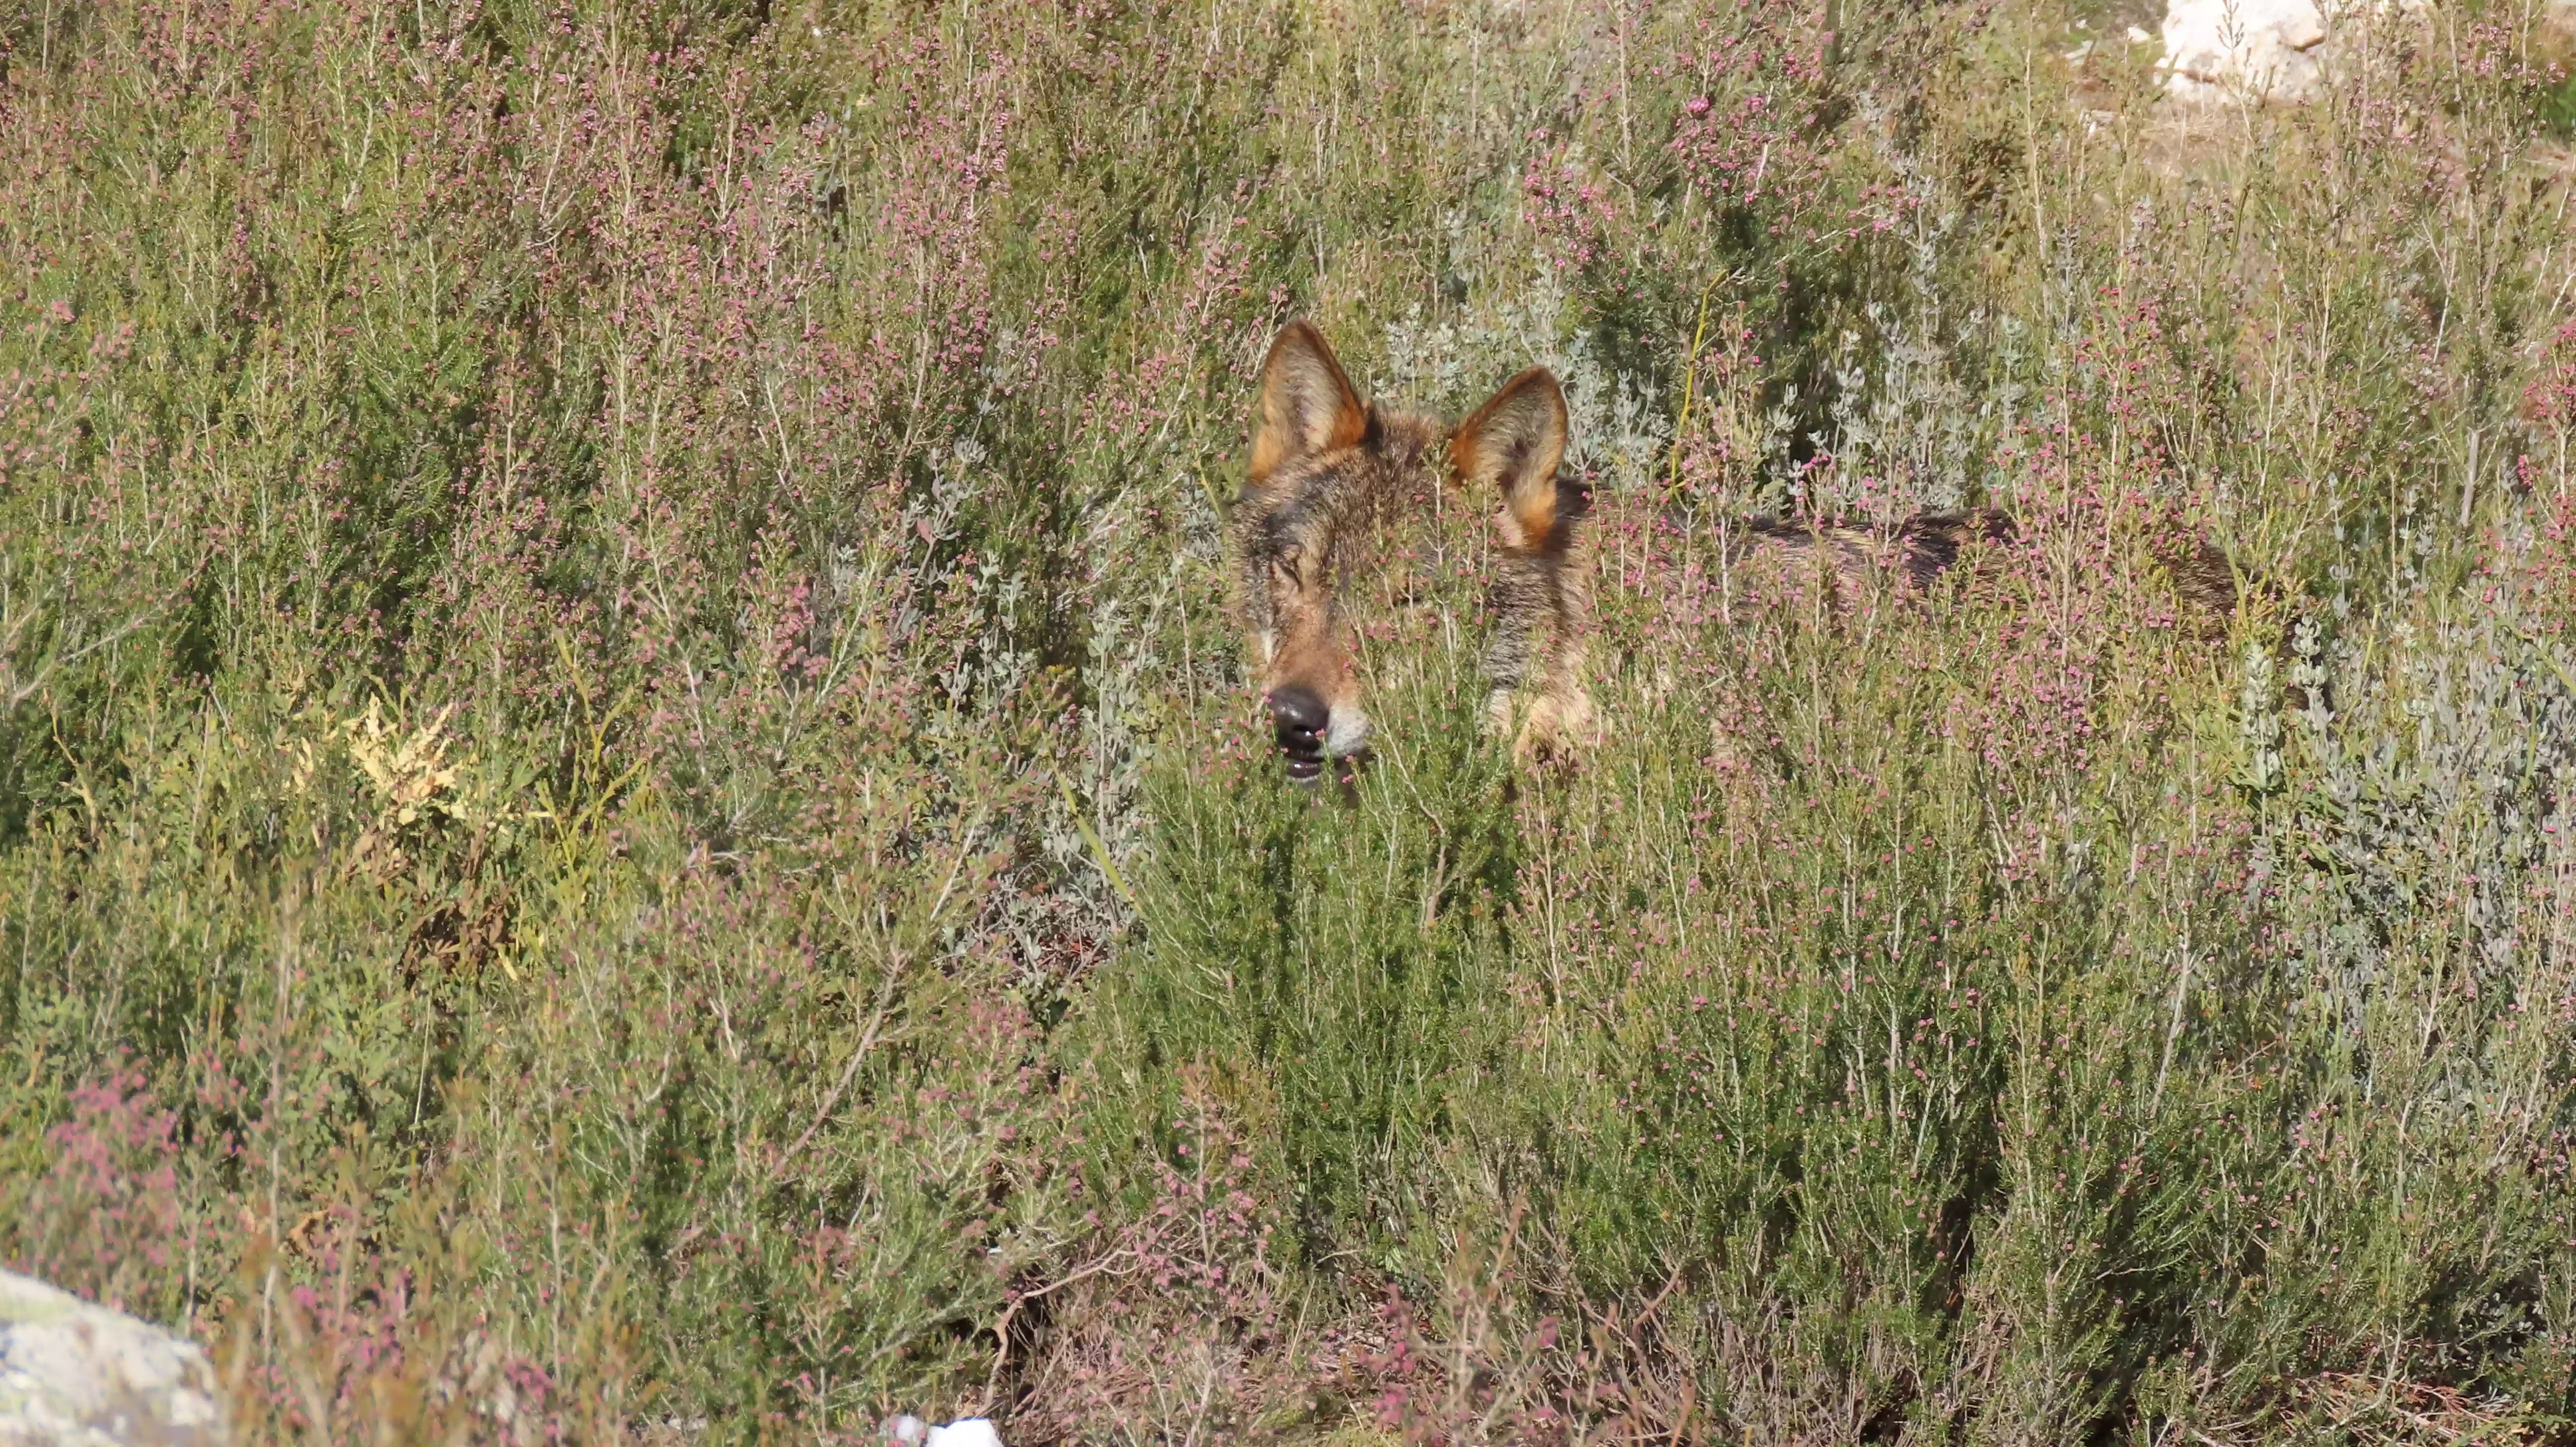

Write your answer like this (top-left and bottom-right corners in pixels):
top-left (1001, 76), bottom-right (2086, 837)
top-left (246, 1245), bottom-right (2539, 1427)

top-left (0, 1273), bottom-right (225, 1447)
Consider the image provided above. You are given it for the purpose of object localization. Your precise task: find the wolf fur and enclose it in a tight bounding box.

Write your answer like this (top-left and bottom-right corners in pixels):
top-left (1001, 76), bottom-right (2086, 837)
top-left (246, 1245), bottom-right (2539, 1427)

top-left (1737, 507), bottom-right (2019, 604)
top-left (1735, 505), bottom-right (2249, 635)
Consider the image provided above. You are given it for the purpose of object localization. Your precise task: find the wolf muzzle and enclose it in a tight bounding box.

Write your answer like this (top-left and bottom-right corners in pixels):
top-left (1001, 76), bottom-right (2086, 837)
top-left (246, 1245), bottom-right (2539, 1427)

top-left (1267, 685), bottom-right (1330, 783)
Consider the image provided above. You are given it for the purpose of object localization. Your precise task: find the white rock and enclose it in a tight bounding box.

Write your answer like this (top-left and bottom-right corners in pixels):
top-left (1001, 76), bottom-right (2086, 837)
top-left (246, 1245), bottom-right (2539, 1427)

top-left (2161, 0), bottom-right (2334, 102)
top-left (0, 1271), bottom-right (228, 1446)
top-left (2162, 0), bottom-right (2570, 102)
top-left (924, 1421), bottom-right (1005, 1447)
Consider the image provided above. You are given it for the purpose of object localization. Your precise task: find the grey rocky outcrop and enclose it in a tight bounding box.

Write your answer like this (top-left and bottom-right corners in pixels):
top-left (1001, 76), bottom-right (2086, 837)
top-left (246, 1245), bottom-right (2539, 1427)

top-left (0, 1272), bottom-right (226, 1447)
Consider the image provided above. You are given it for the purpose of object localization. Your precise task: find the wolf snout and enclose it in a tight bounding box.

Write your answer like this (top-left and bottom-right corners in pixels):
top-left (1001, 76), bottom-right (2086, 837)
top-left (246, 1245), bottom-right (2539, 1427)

top-left (1267, 686), bottom-right (1330, 782)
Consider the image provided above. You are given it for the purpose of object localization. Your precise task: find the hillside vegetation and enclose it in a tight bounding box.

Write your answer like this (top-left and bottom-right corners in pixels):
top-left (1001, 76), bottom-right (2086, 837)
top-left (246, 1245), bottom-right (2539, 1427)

top-left (6, 0), bottom-right (2576, 1441)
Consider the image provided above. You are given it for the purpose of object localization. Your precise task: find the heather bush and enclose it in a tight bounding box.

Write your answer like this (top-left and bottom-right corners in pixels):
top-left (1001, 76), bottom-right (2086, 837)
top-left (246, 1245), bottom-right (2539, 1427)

top-left (4, 0), bottom-right (2576, 1441)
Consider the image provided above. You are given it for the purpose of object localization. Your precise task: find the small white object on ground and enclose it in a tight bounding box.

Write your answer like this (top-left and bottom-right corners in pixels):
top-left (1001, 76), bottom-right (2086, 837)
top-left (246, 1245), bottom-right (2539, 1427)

top-left (0, 1270), bottom-right (229, 1446)
top-left (923, 1420), bottom-right (1005, 1447)
top-left (881, 1415), bottom-right (929, 1445)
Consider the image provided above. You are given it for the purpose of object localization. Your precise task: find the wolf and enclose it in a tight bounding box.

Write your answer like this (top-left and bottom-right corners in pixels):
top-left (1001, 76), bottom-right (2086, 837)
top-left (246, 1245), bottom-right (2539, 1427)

top-left (1229, 322), bottom-right (2258, 785)
top-left (1231, 321), bottom-right (1595, 783)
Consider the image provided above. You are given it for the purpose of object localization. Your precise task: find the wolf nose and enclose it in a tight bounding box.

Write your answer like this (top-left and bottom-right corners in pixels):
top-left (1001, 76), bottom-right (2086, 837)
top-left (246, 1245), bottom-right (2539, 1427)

top-left (1267, 686), bottom-right (1329, 782)
top-left (1270, 686), bottom-right (1328, 735)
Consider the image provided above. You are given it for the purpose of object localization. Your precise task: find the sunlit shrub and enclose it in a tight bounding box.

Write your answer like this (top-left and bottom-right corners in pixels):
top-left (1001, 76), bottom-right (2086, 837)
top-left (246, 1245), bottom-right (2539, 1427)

top-left (3, 0), bottom-right (2574, 1441)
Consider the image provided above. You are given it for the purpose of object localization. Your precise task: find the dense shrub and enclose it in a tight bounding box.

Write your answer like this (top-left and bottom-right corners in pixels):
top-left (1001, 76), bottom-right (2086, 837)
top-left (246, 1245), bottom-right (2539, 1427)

top-left (3, 0), bottom-right (2575, 1441)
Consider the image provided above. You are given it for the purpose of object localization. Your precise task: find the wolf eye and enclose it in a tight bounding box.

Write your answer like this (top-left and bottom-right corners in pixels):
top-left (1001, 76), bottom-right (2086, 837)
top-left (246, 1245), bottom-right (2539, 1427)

top-left (1273, 546), bottom-right (1304, 587)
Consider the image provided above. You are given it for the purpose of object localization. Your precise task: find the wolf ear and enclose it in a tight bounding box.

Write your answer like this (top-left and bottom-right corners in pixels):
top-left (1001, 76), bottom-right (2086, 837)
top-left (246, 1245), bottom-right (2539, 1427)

top-left (1451, 369), bottom-right (1570, 551)
top-left (1249, 322), bottom-right (1369, 486)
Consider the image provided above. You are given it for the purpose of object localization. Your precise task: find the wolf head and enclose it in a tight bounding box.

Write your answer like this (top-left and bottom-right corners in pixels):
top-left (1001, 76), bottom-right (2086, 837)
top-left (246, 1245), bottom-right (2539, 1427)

top-left (1232, 322), bottom-right (1589, 783)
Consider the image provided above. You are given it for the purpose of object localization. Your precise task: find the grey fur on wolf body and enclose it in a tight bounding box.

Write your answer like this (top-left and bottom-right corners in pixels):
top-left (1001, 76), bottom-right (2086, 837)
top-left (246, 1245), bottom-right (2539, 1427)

top-left (1231, 322), bottom-right (1597, 782)
top-left (1734, 506), bottom-right (2247, 633)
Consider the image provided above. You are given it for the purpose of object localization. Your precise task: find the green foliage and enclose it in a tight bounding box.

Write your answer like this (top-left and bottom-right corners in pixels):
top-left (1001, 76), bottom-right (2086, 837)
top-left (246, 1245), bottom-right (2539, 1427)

top-left (4, 0), bottom-right (2576, 1442)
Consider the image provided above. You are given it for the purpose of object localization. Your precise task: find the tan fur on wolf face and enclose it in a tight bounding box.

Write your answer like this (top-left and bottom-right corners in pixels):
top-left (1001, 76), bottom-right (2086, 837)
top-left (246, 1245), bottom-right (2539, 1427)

top-left (1233, 322), bottom-right (1596, 783)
